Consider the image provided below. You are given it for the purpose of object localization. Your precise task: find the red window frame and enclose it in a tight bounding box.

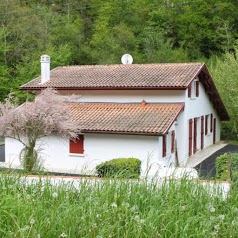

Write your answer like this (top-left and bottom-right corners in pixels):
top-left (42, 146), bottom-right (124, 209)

top-left (163, 135), bottom-right (167, 157)
top-left (69, 135), bottom-right (84, 154)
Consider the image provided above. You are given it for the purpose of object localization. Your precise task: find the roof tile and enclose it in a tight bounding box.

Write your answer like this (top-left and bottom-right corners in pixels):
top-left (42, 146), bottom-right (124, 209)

top-left (21, 63), bottom-right (203, 89)
top-left (67, 102), bottom-right (184, 135)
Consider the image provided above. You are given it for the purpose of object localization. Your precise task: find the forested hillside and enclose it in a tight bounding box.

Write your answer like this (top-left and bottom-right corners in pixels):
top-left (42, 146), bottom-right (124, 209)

top-left (1, 0), bottom-right (238, 136)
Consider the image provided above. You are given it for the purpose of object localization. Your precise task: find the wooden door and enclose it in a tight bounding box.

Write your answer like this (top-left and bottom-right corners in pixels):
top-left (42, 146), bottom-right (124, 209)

top-left (213, 118), bottom-right (216, 144)
top-left (189, 119), bottom-right (193, 156)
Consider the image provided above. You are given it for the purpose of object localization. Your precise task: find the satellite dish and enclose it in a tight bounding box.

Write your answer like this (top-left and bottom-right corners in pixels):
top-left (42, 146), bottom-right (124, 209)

top-left (121, 54), bottom-right (133, 64)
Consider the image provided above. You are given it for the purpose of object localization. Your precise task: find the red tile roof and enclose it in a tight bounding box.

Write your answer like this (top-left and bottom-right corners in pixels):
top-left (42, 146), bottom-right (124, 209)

top-left (20, 63), bottom-right (204, 90)
top-left (67, 102), bottom-right (184, 135)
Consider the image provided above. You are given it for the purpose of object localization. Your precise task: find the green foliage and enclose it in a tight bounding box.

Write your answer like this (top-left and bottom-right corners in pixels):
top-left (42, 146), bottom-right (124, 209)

top-left (1, 0), bottom-right (238, 101)
top-left (216, 153), bottom-right (232, 181)
top-left (211, 47), bottom-right (238, 139)
top-left (0, 175), bottom-right (237, 237)
top-left (215, 153), bottom-right (238, 182)
top-left (96, 157), bottom-right (141, 179)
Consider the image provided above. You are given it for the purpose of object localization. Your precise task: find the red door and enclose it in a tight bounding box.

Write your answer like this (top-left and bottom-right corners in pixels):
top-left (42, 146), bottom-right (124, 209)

top-left (189, 119), bottom-right (193, 156)
top-left (201, 116), bottom-right (204, 149)
top-left (193, 118), bottom-right (197, 154)
top-left (213, 118), bottom-right (216, 144)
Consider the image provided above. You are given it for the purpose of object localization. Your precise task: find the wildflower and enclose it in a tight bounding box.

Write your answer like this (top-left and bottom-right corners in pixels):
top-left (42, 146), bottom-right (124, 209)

top-left (59, 232), bottom-right (67, 238)
top-left (30, 218), bottom-right (35, 225)
top-left (218, 214), bottom-right (225, 220)
top-left (52, 192), bottom-right (58, 199)
top-left (208, 205), bottom-right (215, 213)
top-left (122, 202), bottom-right (130, 208)
top-left (210, 216), bottom-right (215, 221)
top-left (214, 224), bottom-right (219, 230)
top-left (134, 215), bottom-right (140, 222)
top-left (131, 206), bottom-right (137, 212)
top-left (20, 226), bottom-right (30, 231)
top-left (181, 205), bottom-right (186, 211)
top-left (96, 214), bottom-right (101, 218)
top-left (111, 202), bottom-right (117, 208)
top-left (92, 223), bottom-right (97, 229)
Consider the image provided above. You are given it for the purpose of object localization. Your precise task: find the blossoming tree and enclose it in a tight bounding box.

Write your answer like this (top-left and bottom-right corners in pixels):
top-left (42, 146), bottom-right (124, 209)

top-left (0, 89), bottom-right (79, 172)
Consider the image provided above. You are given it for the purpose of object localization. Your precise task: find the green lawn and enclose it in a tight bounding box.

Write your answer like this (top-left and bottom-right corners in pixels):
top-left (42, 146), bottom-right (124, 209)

top-left (0, 175), bottom-right (237, 237)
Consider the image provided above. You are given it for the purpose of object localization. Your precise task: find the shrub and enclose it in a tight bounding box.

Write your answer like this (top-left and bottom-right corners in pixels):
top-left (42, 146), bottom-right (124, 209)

top-left (216, 153), bottom-right (238, 182)
top-left (96, 158), bottom-right (141, 179)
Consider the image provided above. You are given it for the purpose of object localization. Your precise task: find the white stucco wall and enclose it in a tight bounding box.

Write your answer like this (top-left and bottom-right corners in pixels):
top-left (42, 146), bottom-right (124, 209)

top-left (5, 124), bottom-right (181, 177)
top-left (183, 79), bottom-right (221, 165)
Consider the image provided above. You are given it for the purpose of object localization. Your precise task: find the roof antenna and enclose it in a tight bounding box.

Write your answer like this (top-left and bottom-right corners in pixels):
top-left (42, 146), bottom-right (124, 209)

top-left (121, 54), bottom-right (133, 64)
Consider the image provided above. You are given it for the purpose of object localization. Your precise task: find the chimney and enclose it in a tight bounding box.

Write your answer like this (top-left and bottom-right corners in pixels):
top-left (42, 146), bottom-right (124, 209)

top-left (40, 55), bottom-right (50, 84)
top-left (141, 99), bottom-right (146, 108)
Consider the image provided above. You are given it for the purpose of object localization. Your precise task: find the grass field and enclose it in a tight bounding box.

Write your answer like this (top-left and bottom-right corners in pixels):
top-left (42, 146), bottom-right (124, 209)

top-left (0, 175), bottom-right (237, 238)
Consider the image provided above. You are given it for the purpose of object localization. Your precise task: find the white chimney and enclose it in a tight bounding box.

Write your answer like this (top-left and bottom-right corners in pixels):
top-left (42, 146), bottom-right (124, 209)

top-left (40, 55), bottom-right (50, 84)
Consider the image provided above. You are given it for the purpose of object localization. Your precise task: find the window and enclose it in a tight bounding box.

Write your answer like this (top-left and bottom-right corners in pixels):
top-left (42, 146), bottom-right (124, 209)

top-left (188, 79), bottom-right (199, 98)
top-left (162, 135), bottom-right (167, 157)
top-left (171, 131), bottom-right (175, 153)
top-left (69, 135), bottom-right (84, 154)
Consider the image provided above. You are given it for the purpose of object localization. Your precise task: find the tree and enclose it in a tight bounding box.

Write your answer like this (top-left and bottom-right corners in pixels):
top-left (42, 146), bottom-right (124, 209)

top-left (0, 89), bottom-right (80, 172)
top-left (210, 46), bottom-right (238, 139)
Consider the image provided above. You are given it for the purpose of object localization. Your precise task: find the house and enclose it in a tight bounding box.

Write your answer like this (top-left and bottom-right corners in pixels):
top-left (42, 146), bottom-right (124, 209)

top-left (5, 55), bottom-right (229, 176)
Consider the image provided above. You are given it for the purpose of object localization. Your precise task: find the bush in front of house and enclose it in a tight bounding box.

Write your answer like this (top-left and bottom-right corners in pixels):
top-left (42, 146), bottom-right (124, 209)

top-left (96, 157), bottom-right (141, 179)
top-left (216, 153), bottom-right (238, 182)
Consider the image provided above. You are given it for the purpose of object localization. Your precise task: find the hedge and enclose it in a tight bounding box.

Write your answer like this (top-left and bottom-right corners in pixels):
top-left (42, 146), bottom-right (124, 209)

top-left (216, 153), bottom-right (238, 182)
top-left (96, 158), bottom-right (141, 179)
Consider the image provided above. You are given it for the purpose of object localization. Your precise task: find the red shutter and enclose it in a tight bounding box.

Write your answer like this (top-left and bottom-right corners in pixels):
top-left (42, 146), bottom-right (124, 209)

top-left (70, 135), bottom-right (84, 154)
top-left (210, 114), bottom-right (213, 132)
top-left (163, 135), bottom-right (167, 157)
top-left (213, 118), bottom-right (216, 144)
top-left (201, 116), bottom-right (204, 150)
top-left (189, 119), bottom-right (193, 156)
top-left (196, 81), bottom-right (199, 97)
top-left (188, 84), bottom-right (191, 98)
top-left (171, 130), bottom-right (175, 153)
top-left (193, 118), bottom-right (197, 154)
top-left (205, 115), bottom-right (208, 135)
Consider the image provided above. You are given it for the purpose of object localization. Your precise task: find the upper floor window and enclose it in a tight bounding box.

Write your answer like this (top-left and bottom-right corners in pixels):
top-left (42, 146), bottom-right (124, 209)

top-left (188, 79), bottom-right (199, 98)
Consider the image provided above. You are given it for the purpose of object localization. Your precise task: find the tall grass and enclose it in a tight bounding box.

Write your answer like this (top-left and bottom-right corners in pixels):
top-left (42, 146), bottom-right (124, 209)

top-left (0, 175), bottom-right (237, 237)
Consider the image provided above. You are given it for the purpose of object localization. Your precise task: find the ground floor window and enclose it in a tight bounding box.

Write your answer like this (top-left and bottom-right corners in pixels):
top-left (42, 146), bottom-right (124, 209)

top-left (69, 135), bottom-right (84, 154)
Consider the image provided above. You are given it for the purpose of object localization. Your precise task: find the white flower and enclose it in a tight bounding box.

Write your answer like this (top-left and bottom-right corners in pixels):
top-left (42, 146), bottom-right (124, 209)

top-left (59, 232), bottom-right (67, 238)
top-left (92, 223), bottom-right (97, 229)
top-left (52, 192), bottom-right (58, 198)
top-left (96, 214), bottom-right (101, 218)
top-left (20, 226), bottom-right (30, 231)
top-left (134, 215), bottom-right (140, 222)
top-left (210, 216), bottom-right (215, 221)
top-left (131, 206), bottom-right (137, 212)
top-left (111, 202), bottom-right (117, 208)
top-left (122, 202), bottom-right (130, 208)
top-left (181, 205), bottom-right (186, 211)
top-left (30, 218), bottom-right (35, 225)
top-left (214, 224), bottom-right (219, 230)
top-left (218, 214), bottom-right (225, 220)
top-left (208, 205), bottom-right (216, 213)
